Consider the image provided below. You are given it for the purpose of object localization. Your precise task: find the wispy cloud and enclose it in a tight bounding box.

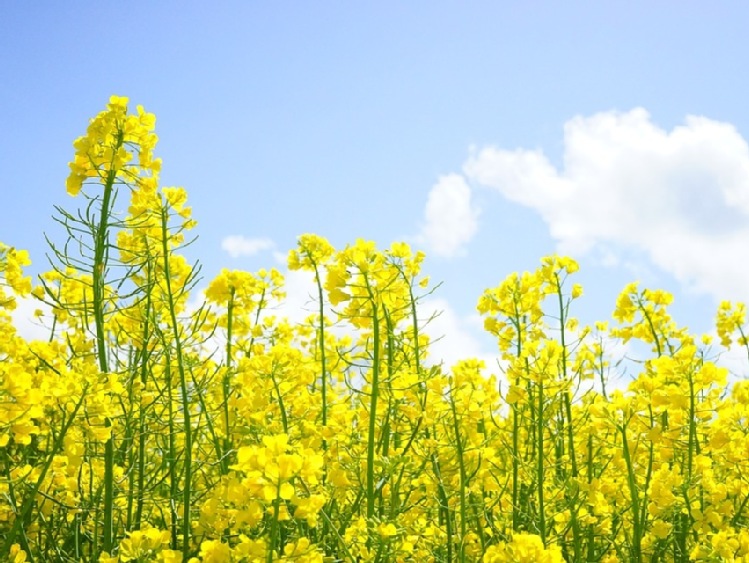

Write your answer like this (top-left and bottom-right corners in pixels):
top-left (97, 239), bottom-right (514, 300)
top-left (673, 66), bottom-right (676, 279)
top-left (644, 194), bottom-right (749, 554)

top-left (221, 235), bottom-right (275, 258)
top-left (464, 108), bottom-right (749, 301)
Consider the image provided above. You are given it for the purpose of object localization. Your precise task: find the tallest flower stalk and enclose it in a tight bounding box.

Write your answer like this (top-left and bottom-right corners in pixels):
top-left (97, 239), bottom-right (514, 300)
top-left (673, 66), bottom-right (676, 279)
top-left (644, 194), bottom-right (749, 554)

top-left (64, 95), bottom-right (160, 555)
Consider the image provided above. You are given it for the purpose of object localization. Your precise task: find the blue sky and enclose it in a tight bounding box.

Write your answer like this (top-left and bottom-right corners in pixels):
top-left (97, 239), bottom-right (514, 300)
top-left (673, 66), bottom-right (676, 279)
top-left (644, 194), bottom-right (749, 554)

top-left (3, 3), bottom-right (749, 374)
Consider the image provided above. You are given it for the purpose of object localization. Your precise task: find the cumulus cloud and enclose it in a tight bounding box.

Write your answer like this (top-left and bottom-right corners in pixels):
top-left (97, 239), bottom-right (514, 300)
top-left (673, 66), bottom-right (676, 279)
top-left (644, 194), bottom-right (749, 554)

top-left (417, 174), bottom-right (480, 258)
top-left (464, 108), bottom-right (749, 301)
top-left (221, 235), bottom-right (275, 258)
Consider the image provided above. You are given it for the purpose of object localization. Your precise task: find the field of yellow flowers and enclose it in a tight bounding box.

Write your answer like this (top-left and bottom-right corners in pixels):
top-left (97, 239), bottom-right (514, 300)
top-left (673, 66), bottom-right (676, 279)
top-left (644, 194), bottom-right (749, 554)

top-left (2, 97), bottom-right (749, 562)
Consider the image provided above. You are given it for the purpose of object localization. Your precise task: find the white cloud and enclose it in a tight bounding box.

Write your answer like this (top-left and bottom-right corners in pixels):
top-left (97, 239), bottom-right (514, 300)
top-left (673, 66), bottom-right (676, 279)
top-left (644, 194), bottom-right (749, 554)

top-left (716, 344), bottom-right (749, 384)
top-left (699, 329), bottom-right (749, 384)
top-left (464, 108), bottom-right (749, 301)
top-left (180, 268), bottom-right (319, 360)
top-left (277, 274), bottom-right (499, 372)
top-left (10, 294), bottom-right (51, 342)
top-left (272, 268), bottom-right (321, 325)
top-left (271, 271), bottom-right (500, 377)
top-left (221, 235), bottom-right (275, 258)
top-left (272, 251), bottom-right (289, 266)
top-left (417, 174), bottom-right (480, 258)
top-left (418, 298), bottom-right (498, 374)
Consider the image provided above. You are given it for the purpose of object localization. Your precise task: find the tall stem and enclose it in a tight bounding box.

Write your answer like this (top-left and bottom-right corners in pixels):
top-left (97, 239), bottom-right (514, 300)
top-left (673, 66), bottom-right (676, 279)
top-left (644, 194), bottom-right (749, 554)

top-left (450, 391), bottom-right (468, 562)
top-left (366, 301), bottom-right (380, 521)
top-left (92, 166), bottom-right (118, 554)
top-left (620, 421), bottom-right (642, 562)
top-left (159, 206), bottom-right (193, 558)
top-left (537, 377), bottom-right (546, 543)
top-left (313, 264), bottom-right (328, 429)
top-left (221, 288), bottom-right (234, 475)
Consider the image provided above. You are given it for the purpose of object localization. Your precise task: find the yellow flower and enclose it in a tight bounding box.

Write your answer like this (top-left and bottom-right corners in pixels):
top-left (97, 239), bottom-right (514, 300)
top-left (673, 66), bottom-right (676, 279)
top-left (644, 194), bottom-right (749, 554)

top-left (157, 550), bottom-right (183, 563)
top-left (571, 282), bottom-right (583, 299)
top-left (289, 234), bottom-right (335, 271)
top-left (9, 544), bottom-right (27, 563)
top-left (651, 519), bottom-right (672, 539)
top-left (118, 528), bottom-right (169, 561)
top-left (199, 540), bottom-right (232, 563)
top-left (378, 522), bottom-right (398, 538)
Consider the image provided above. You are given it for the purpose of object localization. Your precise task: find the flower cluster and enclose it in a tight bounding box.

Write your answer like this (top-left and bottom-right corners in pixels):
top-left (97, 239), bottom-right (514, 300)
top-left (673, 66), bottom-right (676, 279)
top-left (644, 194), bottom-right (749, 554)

top-left (4, 98), bottom-right (749, 563)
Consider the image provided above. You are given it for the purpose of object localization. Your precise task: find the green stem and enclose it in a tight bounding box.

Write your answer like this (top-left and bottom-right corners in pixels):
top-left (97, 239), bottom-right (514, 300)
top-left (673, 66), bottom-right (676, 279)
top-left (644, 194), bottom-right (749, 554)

top-left (511, 315), bottom-right (523, 531)
top-left (312, 263), bottom-right (328, 429)
top-left (311, 261), bottom-right (332, 552)
top-left (430, 450), bottom-right (453, 563)
top-left (165, 353), bottom-right (179, 549)
top-left (620, 421), bottom-right (642, 562)
top-left (267, 485), bottom-right (281, 563)
top-left (270, 367), bottom-right (289, 434)
top-left (556, 275), bottom-right (580, 555)
top-left (366, 299), bottom-right (380, 522)
top-left (221, 288), bottom-right (235, 475)
top-left (586, 434), bottom-right (595, 562)
top-left (537, 377), bottom-right (546, 544)
top-left (135, 267), bottom-right (153, 529)
top-left (449, 390), bottom-right (468, 562)
top-left (160, 205), bottom-right (193, 558)
top-left (93, 170), bottom-right (117, 554)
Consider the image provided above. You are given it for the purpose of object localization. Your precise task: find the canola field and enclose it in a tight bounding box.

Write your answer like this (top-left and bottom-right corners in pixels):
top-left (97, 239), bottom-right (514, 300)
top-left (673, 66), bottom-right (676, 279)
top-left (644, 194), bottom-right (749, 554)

top-left (2, 97), bottom-right (749, 562)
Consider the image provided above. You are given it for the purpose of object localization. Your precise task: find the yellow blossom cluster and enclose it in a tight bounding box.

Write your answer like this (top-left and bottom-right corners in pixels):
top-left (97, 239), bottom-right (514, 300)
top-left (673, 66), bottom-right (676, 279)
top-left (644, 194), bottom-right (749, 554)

top-left (5, 97), bottom-right (749, 562)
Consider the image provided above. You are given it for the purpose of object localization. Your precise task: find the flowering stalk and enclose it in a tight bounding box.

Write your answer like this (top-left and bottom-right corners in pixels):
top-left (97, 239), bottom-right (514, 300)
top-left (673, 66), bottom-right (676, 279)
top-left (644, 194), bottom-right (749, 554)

top-left (448, 387), bottom-right (468, 562)
top-left (159, 203), bottom-right (194, 559)
top-left (366, 294), bottom-right (381, 523)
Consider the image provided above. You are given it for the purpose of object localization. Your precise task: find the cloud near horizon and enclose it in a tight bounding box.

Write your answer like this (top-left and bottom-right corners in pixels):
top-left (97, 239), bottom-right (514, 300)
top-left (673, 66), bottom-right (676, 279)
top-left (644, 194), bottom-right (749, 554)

top-left (463, 108), bottom-right (749, 302)
top-left (416, 174), bottom-right (480, 258)
top-left (221, 235), bottom-right (275, 258)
